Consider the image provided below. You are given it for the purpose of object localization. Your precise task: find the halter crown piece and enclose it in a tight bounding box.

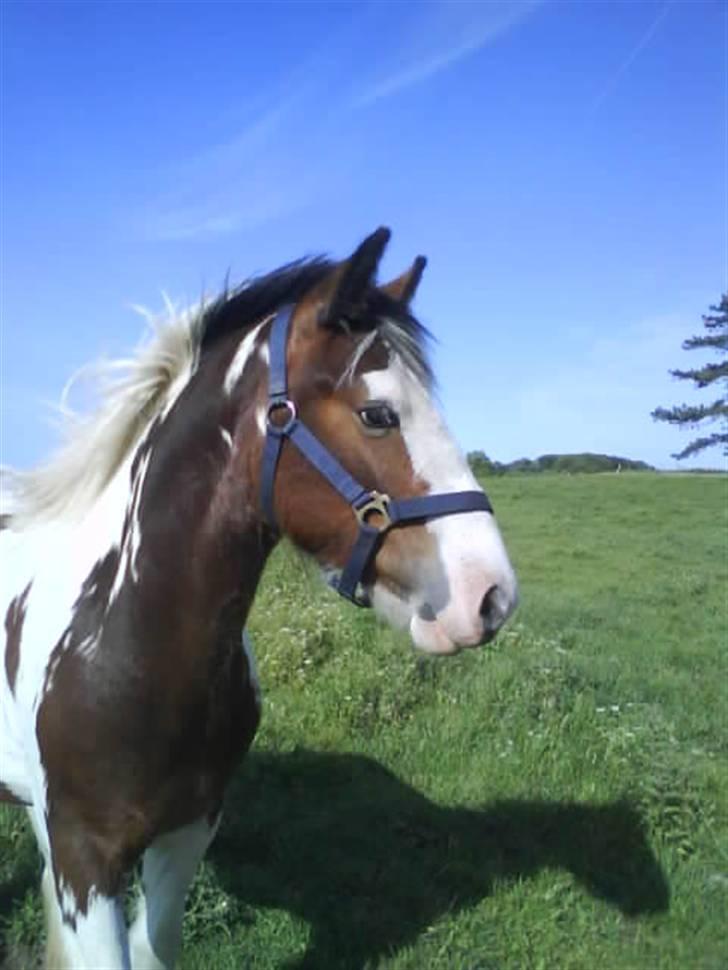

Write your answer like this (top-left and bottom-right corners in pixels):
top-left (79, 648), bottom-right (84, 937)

top-left (260, 306), bottom-right (493, 606)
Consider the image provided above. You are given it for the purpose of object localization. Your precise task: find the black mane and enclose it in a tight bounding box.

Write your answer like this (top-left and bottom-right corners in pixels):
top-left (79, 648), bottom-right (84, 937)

top-left (199, 254), bottom-right (433, 385)
top-left (200, 257), bottom-right (333, 349)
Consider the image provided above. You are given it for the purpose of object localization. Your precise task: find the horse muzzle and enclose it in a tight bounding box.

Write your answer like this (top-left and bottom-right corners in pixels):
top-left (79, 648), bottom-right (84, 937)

top-left (409, 576), bottom-right (519, 655)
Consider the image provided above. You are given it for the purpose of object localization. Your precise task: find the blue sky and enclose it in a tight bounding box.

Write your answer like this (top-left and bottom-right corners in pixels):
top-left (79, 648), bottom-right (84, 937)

top-left (1, 0), bottom-right (725, 471)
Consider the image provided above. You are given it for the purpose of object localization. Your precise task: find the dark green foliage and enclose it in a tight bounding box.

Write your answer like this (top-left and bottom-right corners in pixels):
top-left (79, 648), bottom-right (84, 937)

top-left (467, 452), bottom-right (653, 475)
top-left (466, 450), bottom-right (497, 477)
top-left (652, 295), bottom-right (728, 459)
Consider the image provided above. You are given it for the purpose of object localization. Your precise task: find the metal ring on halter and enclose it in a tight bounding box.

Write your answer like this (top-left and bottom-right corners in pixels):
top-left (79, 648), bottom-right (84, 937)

top-left (266, 399), bottom-right (297, 435)
top-left (354, 491), bottom-right (392, 531)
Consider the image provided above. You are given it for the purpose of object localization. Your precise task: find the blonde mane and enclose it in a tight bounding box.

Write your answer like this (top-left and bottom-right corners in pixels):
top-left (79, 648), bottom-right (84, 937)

top-left (4, 299), bottom-right (206, 528)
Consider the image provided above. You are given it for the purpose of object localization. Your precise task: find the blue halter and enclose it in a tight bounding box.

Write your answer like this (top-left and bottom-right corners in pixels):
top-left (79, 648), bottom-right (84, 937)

top-left (260, 305), bottom-right (493, 606)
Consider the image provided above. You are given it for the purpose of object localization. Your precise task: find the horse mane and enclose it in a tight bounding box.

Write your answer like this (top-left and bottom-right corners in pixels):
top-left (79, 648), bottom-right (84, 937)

top-left (4, 256), bottom-right (431, 528)
top-left (4, 299), bottom-right (204, 528)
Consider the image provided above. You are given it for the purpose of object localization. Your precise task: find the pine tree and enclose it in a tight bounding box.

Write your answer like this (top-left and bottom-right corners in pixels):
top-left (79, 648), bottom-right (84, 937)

top-left (652, 295), bottom-right (728, 460)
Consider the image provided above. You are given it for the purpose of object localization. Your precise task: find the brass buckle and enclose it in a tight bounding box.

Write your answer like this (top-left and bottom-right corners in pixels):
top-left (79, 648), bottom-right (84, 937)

top-left (354, 491), bottom-right (392, 531)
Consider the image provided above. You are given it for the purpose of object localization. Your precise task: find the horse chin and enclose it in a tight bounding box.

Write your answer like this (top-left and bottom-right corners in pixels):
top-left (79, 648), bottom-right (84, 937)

top-left (367, 583), bottom-right (462, 655)
top-left (408, 614), bottom-right (462, 655)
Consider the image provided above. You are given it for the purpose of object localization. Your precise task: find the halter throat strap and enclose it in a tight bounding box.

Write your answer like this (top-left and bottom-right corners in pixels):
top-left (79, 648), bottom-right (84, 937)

top-left (260, 305), bottom-right (493, 606)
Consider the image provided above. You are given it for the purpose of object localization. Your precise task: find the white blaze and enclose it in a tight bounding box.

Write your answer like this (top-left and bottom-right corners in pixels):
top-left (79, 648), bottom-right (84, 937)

top-left (363, 357), bottom-right (518, 653)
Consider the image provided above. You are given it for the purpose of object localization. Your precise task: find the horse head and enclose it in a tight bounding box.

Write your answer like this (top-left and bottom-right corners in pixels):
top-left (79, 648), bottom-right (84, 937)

top-left (213, 229), bottom-right (518, 653)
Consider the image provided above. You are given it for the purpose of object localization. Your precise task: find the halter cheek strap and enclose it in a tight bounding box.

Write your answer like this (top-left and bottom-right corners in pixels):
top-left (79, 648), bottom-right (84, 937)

top-left (260, 306), bottom-right (493, 606)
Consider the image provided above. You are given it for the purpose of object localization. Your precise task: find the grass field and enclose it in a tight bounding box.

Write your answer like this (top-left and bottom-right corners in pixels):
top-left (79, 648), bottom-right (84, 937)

top-left (2, 472), bottom-right (727, 969)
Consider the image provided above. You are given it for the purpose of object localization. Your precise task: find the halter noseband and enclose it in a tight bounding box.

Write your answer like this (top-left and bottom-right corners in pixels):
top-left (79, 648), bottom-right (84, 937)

top-left (260, 305), bottom-right (493, 606)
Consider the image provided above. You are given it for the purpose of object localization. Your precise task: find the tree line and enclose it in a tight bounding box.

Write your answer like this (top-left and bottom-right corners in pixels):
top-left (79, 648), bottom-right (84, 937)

top-left (468, 294), bottom-right (727, 477)
top-left (467, 452), bottom-right (653, 476)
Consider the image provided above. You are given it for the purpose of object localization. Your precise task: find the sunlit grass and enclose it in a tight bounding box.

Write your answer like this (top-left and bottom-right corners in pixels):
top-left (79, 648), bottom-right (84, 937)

top-left (1, 472), bottom-right (726, 969)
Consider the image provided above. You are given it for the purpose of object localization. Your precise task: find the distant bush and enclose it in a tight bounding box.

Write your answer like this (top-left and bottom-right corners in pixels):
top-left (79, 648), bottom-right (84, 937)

top-left (467, 452), bottom-right (654, 475)
top-left (467, 450), bottom-right (498, 477)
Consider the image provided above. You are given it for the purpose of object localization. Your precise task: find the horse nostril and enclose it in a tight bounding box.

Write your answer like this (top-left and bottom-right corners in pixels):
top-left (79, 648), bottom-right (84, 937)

top-left (479, 585), bottom-right (503, 633)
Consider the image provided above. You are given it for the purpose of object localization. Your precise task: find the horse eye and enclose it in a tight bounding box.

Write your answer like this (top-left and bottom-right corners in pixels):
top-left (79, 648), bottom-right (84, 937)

top-left (358, 403), bottom-right (399, 431)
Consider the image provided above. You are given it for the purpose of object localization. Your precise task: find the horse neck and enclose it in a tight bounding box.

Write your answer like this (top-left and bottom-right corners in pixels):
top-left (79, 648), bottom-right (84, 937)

top-left (123, 338), bottom-right (273, 657)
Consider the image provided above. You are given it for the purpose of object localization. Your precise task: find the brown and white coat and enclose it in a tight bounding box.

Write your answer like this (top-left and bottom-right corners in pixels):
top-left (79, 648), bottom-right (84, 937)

top-left (1, 230), bottom-right (517, 969)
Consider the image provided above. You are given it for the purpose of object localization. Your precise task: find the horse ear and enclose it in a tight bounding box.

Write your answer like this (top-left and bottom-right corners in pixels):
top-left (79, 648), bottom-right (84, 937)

top-left (380, 255), bottom-right (427, 306)
top-left (317, 227), bottom-right (391, 327)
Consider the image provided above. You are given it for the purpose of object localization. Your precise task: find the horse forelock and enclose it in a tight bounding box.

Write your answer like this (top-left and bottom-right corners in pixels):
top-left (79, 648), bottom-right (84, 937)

top-left (200, 256), bottom-right (432, 387)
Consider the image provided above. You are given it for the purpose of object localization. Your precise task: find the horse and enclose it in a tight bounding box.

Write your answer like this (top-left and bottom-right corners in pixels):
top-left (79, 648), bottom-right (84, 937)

top-left (0, 227), bottom-right (518, 969)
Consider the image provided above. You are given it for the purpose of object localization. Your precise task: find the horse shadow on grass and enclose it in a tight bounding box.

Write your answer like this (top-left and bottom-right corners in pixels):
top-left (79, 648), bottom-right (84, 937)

top-left (210, 749), bottom-right (670, 968)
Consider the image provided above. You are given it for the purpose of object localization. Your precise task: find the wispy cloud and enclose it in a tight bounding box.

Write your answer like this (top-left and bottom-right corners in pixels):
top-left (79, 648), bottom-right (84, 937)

top-left (134, 1), bottom-right (542, 242)
top-left (353, 0), bottom-right (543, 107)
top-left (589, 1), bottom-right (673, 115)
top-left (136, 87), bottom-right (325, 242)
top-left (133, 25), bottom-right (359, 243)
top-left (145, 195), bottom-right (299, 243)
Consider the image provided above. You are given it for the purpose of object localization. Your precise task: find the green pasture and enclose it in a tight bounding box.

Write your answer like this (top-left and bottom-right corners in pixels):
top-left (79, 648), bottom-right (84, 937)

top-left (2, 472), bottom-right (726, 968)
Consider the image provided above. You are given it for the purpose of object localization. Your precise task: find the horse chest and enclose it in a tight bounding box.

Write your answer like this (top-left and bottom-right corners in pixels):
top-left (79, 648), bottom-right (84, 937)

top-left (144, 638), bottom-right (261, 823)
top-left (54, 626), bottom-right (258, 770)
